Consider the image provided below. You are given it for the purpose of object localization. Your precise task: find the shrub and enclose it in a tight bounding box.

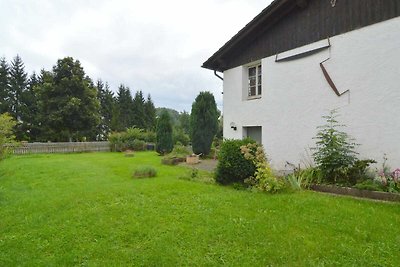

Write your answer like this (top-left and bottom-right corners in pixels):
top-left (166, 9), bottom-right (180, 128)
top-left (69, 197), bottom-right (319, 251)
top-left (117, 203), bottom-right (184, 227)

top-left (312, 109), bottom-right (359, 184)
top-left (109, 127), bottom-right (155, 152)
top-left (215, 138), bottom-right (256, 184)
top-left (173, 128), bottom-right (190, 146)
top-left (0, 113), bottom-right (17, 160)
top-left (133, 166), bottom-right (157, 178)
top-left (241, 143), bottom-right (285, 193)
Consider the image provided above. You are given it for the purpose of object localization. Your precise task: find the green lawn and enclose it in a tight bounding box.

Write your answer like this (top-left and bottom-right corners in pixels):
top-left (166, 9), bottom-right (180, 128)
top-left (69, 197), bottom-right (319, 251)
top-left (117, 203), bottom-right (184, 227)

top-left (0, 152), bottom-right (399, 266)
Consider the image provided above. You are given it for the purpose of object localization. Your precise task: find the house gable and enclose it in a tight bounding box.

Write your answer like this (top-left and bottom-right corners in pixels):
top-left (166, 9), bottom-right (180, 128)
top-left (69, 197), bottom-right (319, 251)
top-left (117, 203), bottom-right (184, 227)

top-left (203, 0), bottom-right (400, 72)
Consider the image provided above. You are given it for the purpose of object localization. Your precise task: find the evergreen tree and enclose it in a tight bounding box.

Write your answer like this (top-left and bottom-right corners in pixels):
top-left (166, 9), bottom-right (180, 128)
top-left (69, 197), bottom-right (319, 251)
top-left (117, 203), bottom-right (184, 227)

top-left (116, 85), bottom-right (134, 130)
top-left (96, 80), bottom-right (115, 139)
top-left (36, 57), bottom-right (100, 141)
top-left (132, 90), bottom-right (145, 129)
top-left (21, 72), bottom-right (40, 141)
top-left (9, 55), bottom-right (28, 140)
top-left (144, 94), bottom-right (156, 130)
top-left (156, 110), bottom-right (173, 154)
top-left (9, 55), bottom-right (28, 120)
top-left (0, 57), bottom-right (11, 114)
top-left (190, 91), bottom-right (218, 156)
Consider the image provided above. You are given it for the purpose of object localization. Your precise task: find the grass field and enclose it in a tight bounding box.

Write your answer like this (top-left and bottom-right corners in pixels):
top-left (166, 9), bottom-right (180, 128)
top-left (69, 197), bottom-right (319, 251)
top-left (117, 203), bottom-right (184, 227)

top-left (0, 152), bottom-right (399, 266)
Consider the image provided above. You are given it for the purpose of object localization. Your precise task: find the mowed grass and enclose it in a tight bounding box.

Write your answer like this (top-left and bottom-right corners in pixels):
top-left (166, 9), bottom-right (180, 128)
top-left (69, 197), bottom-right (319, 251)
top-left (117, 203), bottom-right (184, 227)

top-left (0, 152), bottom-right (399, 266)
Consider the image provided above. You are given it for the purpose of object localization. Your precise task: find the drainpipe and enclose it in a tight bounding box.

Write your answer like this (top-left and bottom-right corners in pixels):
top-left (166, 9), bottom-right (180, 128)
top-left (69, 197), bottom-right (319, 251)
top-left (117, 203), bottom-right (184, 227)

top-left (214, 70), bottom-right (223, 81)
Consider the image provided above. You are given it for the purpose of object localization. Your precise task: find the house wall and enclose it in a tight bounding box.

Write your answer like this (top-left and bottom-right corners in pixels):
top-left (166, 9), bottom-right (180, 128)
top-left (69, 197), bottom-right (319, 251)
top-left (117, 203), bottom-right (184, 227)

top-left (223, 17), bottom-right (400, 171)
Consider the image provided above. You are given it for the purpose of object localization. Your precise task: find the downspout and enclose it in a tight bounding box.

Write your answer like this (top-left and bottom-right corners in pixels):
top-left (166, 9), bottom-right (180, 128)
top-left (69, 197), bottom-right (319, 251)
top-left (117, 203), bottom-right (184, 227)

top-left (214, 70), bottom-right (223, 81)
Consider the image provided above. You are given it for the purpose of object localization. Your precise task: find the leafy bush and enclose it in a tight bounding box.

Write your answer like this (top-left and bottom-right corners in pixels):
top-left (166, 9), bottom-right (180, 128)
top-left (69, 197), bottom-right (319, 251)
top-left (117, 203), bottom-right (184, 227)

top-left (173, 128), bottom-right (190, 146)
top-left (0, 113), bottom-right (17, 160)
top-left (241, 143), bottom-right (285, 193)
top-left (133, 166), bottom-right (157, 178)
top-left (214, 138), bottom-right (256, 184)
top-left (312, 109), bottom-right (360, 184)
top-left (109, 127), bottom-right (155, 152)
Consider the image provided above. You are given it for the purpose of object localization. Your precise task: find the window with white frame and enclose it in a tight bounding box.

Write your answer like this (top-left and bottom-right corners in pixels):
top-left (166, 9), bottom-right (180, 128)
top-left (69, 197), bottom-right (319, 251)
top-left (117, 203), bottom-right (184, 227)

top-left (248, 63), bottom-right (262, 98)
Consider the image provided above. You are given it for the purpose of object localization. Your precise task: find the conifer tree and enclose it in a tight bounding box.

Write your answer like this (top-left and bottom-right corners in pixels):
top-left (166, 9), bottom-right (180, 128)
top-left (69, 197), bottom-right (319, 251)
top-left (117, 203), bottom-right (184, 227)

top-left (156, 110), bottom-right (173, 154)
top-left (132, 90), bottom-right (145, 129)
top-left (190, 91), bottom-right (218, 156)
top-left (144, 94), bottom-right (156, 130)
top-left (0, 57), bottom-right (11, 114)
top-left (97, 80), bottom-right (115, 139)
top-left (116, 85), bottom-right (134, 130)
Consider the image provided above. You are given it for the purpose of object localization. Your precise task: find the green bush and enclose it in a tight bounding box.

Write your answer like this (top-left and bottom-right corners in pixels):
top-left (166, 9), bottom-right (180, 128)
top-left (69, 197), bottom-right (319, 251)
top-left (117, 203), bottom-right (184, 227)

top-left (109, 127), bottom-right (155, 152)
top-left (0, 113), bottom-right (17, 160)
top-left (215, 138), bottom-right (256, 184)
top-left (133, 166), bottom-right (157, 178)
top-left (161, 143), bottom-right (191, 165)
top-left (241, 143), bottom-right (285, 193)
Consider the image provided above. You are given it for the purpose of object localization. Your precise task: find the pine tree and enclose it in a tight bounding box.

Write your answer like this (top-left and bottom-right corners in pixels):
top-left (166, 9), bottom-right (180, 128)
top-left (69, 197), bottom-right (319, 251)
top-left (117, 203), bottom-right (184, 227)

top-left (132, 90), bottom-right (145, 129)
top-left (179, 111), bottom-right (190, 134)
top-left (156, 110), bottom-right (173, 154)
top-left (96, 80), bottom-right (115, 139)
top-left (9, 55), bottom-right (28, 140)
top-left (0, 57), bottom-right (11, 114)
top-left (190, 91), bottom-right (218, 156)
top-left (9, 55), bottom-right (28, 121)
top-left (144, 94), bottom-right (156, 130)
top-left (21, 72), bottom-right (40, 141)
top-left (116, 85), bottom-right (134, 130)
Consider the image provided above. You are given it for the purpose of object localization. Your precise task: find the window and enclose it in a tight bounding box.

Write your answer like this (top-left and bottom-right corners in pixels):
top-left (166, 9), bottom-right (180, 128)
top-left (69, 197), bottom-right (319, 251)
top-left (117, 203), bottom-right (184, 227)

top-left (248, 64), bottom-right (262, 98)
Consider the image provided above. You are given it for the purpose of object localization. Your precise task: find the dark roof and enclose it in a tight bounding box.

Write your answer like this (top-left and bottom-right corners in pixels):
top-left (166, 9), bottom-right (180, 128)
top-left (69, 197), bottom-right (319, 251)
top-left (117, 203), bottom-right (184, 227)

top-left (202, 0), bottom-right (400, 72)
top-left (202, 0), bottom-right (291, 72)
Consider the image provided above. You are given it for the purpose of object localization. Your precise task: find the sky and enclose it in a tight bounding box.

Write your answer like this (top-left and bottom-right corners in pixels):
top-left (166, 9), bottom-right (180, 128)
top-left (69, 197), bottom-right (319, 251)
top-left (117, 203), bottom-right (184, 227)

top-left (0, 0), bottom-right (273, 112)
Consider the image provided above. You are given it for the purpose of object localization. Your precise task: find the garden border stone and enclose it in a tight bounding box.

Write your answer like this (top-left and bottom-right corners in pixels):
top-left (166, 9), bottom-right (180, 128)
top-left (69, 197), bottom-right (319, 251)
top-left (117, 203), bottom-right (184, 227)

top-left (310, 184), bottom-right (400, 202)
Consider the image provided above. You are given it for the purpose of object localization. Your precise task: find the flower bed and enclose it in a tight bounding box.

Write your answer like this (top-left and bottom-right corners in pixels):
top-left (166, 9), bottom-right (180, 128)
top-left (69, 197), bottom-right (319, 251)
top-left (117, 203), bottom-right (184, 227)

top-left (311, 184), bottom-right (400, 202)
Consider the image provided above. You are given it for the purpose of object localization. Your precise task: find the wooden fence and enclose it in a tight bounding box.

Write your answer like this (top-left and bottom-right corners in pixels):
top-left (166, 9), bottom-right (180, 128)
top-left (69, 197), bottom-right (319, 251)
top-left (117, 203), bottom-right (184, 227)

top-left (5, 142), bottom-right (111, 155)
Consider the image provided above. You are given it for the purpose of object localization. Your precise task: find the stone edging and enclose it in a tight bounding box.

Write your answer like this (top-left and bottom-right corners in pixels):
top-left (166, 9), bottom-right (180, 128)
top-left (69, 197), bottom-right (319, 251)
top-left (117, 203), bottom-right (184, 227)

top-left (310, 184), bottom-right (400, 202)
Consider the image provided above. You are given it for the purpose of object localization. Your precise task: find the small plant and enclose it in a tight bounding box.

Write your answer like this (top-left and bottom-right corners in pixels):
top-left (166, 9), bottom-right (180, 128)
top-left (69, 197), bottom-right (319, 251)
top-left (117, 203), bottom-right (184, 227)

top-left (133, 166), bottom-right (157, 178)
top-left (312, 109), bottom-right (359, 184)
top-left (241, 143), bottom-right (284, 193)
top-left (376, 155), bottom-right (400, 193)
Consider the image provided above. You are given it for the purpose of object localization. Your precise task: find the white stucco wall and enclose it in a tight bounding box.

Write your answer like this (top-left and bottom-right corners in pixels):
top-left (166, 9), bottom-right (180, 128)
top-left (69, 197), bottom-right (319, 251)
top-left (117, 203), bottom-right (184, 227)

top-left (223, 17), bottom-right (400, 171)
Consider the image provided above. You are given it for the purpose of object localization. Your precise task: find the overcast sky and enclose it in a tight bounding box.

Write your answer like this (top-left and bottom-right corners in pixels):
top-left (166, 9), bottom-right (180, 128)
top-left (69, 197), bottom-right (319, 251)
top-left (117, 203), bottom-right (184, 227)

top-left (0, 0), bottom-right (273, 112)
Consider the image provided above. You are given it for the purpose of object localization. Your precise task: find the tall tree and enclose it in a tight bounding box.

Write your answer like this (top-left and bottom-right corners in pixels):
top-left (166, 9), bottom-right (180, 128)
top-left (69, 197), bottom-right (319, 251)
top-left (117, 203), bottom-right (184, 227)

top-left (96, 80), bottom-right (115, 139)
top-left (21, 72), bottom-right (40, 141)
top-left (36, 57), bottom-right (100, 141)
top-left (9, 55), bottom-right (28, 120)
top-left (132, 90), bottom-right (145, 129)
top-left (9, 55), bottom-right (28, 140)
top-left (190, 91), bottom-right (218, 156)
top-left (116, 84), bottom-right (134, 131)
top-left (144, 94), bottom-right (156, 130)
top-left (156, 110), bottom-right (173, 154)
top-left (0, 57), bottom-right (11, 114)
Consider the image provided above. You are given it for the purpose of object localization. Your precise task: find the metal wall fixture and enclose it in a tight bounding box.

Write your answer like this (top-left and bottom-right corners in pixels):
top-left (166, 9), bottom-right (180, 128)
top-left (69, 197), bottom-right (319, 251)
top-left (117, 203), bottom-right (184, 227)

top-left (230, 122), bottom-right (237, 131)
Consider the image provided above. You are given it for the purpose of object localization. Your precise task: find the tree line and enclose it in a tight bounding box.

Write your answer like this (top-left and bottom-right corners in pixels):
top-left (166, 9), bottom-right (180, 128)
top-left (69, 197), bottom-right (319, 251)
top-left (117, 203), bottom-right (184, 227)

top-left (0, 55), bottom-right (157, 142)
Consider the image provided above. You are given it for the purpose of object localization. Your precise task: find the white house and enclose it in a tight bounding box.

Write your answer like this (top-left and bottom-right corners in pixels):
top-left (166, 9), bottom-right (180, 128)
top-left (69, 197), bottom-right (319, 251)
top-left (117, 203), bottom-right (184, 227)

top-left (203, 0), bottom-right (400, 171)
